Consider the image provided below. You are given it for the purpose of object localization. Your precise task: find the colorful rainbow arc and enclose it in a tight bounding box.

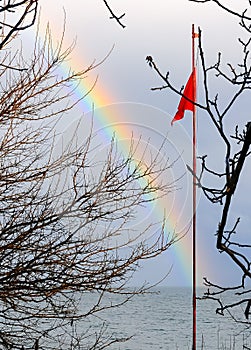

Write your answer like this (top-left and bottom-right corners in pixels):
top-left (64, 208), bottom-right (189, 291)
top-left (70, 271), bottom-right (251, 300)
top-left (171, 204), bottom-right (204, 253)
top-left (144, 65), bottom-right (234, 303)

top-left (60, 56), bottom-right (199, 286)
top-left (33, 16), bottom-right (207, 286)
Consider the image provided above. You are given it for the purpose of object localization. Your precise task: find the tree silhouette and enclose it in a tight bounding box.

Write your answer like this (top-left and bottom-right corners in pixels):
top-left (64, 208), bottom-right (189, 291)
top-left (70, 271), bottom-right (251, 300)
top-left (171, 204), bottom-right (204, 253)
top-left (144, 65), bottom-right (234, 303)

top-left (145, 0), bottom-right (251, 325)
top-left (102, 0), bottom-right (126, 28)
top-left (0, 1), bottom-right (176, 348)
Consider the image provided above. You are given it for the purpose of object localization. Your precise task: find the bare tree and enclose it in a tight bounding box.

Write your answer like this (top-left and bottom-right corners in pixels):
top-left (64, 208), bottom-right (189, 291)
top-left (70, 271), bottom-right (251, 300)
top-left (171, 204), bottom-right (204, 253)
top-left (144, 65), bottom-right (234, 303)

top-left (144, 0), bottom-right (251, 325)
top-left (0, 0), bottom-right (38, 49)
top-left (0, 1), bottom-right (177, 349)
top-left (101, 0), bottom-right (126, 28)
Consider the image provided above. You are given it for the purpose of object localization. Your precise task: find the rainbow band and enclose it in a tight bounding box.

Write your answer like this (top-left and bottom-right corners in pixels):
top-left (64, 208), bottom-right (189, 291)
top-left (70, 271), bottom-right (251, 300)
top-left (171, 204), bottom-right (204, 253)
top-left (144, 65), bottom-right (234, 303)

top-left (33, 18), bottom-right (208, 286)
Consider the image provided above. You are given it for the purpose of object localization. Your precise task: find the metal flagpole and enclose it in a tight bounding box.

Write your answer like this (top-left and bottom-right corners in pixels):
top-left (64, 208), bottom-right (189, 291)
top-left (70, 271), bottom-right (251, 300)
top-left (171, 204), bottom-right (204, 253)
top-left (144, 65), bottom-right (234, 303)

top-left (192, 23), bottom-right (198, 350)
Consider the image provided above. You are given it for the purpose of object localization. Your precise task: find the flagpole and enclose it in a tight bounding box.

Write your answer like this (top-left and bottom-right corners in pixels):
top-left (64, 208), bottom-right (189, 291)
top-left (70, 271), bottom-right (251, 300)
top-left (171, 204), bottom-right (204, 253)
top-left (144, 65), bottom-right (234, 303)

top-left (170, 25), bottom-right (198, 349)
top-left (192, 23), bottom-right (197, 350)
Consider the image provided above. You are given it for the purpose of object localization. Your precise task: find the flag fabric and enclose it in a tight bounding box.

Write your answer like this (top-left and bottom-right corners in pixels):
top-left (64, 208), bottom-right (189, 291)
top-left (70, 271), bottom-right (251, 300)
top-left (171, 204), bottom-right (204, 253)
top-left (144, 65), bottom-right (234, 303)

top-left (171, 68), bottom-right (196, 125)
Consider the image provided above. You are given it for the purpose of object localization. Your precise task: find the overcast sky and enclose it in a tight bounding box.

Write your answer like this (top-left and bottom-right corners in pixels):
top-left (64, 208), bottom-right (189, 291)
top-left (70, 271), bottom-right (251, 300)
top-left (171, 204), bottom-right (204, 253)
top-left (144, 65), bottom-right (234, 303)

top-left (37, 0), bottom-right (251, 288)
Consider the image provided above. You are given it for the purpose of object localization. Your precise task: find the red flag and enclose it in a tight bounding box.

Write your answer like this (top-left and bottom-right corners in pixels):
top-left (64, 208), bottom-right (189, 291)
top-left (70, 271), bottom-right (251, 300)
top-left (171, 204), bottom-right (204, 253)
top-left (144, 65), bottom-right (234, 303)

top-left (171, 68), bottom-right (196, 125)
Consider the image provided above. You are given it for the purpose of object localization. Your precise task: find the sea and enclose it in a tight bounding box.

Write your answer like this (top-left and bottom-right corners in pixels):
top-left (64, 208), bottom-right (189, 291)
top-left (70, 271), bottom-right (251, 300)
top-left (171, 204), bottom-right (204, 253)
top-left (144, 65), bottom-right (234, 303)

top-left (80, 287), bottom-right (251, 350)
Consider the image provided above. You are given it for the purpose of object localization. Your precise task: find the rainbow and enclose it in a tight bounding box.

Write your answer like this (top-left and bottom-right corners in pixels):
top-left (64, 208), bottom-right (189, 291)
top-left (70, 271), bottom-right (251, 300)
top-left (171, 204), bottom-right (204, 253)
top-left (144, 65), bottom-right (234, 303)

top-left (60, 58), bottom-right (202, 286)
top-left (34, 17), bottom-right (208, 287)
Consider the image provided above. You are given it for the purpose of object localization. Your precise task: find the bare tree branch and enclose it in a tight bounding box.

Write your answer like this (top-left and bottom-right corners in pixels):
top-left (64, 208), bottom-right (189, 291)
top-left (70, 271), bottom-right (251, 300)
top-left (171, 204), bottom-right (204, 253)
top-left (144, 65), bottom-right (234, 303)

top-left (0, 2), bottom-right (177, 348)
top-left (146, 0), bottom-right (251, 325)
top-left (0, 0), bottom-right (39, 50)
top-left (102, 0), bottom-right (126, 28)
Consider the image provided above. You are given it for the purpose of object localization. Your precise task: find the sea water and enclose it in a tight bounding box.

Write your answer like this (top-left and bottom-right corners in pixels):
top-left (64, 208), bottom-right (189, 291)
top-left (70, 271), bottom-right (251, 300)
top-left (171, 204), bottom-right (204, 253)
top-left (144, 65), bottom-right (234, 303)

top-left (80, 287), bottom-right (251, 350)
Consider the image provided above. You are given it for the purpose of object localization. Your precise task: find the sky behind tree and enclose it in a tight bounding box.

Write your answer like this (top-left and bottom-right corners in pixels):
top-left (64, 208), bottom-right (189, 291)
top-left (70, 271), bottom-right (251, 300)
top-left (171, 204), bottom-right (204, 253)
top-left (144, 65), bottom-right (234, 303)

top-left (36, 0), bottom-right (251, 287)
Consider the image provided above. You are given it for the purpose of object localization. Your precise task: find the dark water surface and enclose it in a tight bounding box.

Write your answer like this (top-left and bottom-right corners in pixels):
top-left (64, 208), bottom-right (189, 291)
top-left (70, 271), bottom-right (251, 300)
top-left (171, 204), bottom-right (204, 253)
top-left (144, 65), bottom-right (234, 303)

top-left (81, 287), bottom-right (251, 349)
